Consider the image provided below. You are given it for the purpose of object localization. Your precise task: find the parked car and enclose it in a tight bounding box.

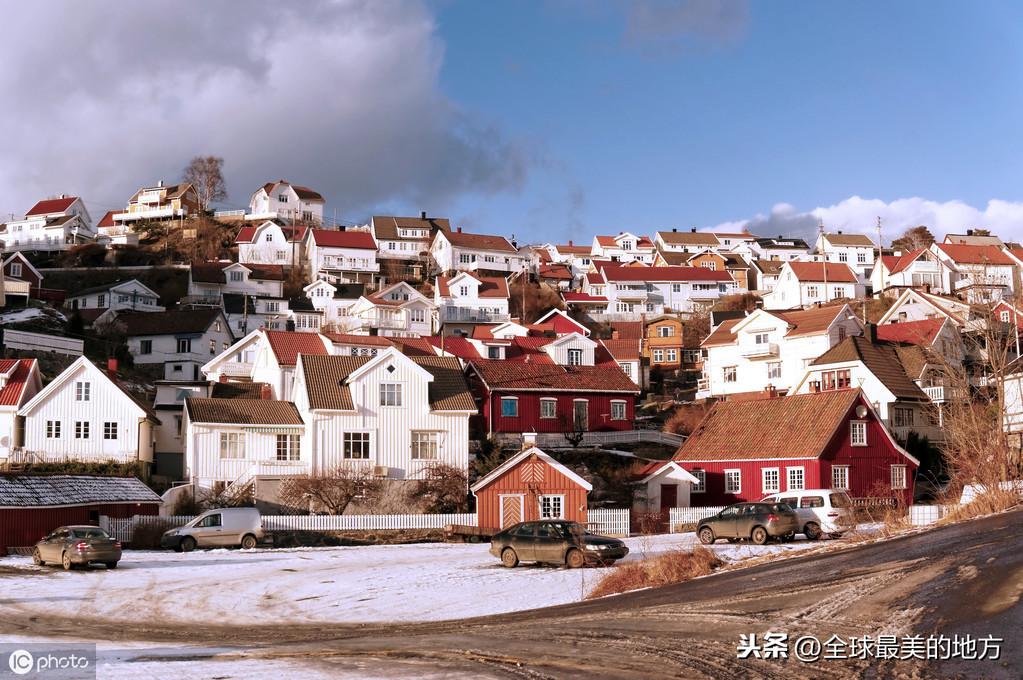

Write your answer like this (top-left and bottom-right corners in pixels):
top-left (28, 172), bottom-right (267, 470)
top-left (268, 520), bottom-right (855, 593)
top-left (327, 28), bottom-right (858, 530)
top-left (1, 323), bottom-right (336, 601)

top-left (490, 520), bottom-right (629, 568)
top-left (33, 525), bottom-right (121, 570)
top-left (697, 503), bottom-right (799, 545)
top-left (160, 508), bottom-right (265, 552)
top-left (761, 490), bottom-right (854, 539)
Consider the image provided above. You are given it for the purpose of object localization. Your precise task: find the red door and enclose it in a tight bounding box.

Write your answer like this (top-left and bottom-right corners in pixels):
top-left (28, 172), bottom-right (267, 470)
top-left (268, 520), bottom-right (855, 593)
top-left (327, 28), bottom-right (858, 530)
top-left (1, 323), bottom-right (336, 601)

top-left (659, 484), bottom-right (678, 532)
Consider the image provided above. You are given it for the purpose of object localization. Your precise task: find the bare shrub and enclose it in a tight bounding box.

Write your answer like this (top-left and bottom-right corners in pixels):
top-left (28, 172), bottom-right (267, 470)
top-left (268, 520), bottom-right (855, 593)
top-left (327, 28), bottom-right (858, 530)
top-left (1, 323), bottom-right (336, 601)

top-left (278, 465), bottom-right (383, 515)
top-left (587, 546), bottom-right (722, 599)
top-left (663, 403), bottom-right (711, 436)
top-left (130, 520), bottom-right (175, 549)
top-left (942, 486), bottom-right (1022, 523)
top-left (404, 464), bottom-right (469, 513)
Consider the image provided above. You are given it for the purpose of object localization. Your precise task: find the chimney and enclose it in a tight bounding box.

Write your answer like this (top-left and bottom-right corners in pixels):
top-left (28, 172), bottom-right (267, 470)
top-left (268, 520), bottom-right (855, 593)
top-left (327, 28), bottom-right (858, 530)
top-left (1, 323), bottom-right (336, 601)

top-left (765, 384), bottom-right (777, 399)
top-left (157, 180), bottom-right (164, 188)
top-left (420, 210), bottom-right (427, 220)
top-left (672, 228), bottom-right (677, 232)
top-left (612, 329), bottom-right (620, 339)
top-left (568, 240), bottom-right (573, 247)
top-left (457, 227), bottom-right (462, 233)
top-left (260, 383), bottom-right (272, 400)
top-left (837, 229), bottom-right (843, 235)
top-left (867, 323), bottom-right (877, 344)
top-left (690, 227), bottom-right (696, 233)
top-left (219, 374), bottom-right (229, 383)
top-left (967, 229), bottom-right (975, 236)
top-left (106, 358), bottom-right (118, 376)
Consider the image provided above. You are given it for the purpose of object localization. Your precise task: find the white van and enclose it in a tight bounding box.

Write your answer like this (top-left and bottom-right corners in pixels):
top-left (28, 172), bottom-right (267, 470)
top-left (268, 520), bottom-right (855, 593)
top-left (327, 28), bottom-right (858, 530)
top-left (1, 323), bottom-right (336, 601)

top-left (760, 490), bottom-right (854, 539)
top-left (161, 508), bottom-right (265, 551)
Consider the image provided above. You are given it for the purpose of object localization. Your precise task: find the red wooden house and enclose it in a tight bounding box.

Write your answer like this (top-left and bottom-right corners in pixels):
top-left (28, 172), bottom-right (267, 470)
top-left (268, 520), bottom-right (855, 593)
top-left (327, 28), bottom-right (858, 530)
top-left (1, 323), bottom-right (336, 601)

top-left (472, 447), bottom-right (592, 530)
top-left (466, 360), bottom-right (640, 434)
top-left (669, 389), bottom-right (919, 506)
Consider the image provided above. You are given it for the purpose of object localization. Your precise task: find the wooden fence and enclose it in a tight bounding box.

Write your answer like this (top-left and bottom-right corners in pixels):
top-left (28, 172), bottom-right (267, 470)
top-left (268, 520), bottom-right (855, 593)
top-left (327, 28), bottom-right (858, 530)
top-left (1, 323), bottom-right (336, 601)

top-left (1, 329), bottom-right (83, 356)
top-left (588, 508), bottom-right (630, 537)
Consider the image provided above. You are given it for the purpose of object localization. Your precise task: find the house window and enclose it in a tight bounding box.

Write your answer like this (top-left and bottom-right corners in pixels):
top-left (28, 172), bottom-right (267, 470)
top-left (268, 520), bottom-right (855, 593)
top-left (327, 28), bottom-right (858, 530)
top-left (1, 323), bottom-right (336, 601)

top-left (10, 262), bottom-right (21, 277)
top-left (892, 407), bottom-right (914, 428)
top-left (850, 421), bottom-right (868, 446)
top-left (75, 381), bottom-right (90, 401)
top-left (230, 271), bottom-right (244, 282)
top-left (819, 369), bottom-right (852, 391)
top-left (46, 421), bottom-right (60, 438)
top-left (118, 295), bottom-right (130, 303)
top-left (838, 252), bottom-right (848, 263)
top-left (540, 398), bottom-right (557, 419)
top-left (265, 233), bottom-right (274, 242)
top-left (671, 284), bottom-right (682, 293)
top-left (657, 326), bottom-right (673, 337)
top-left (691, 469), bottom-right (706, 493)
top-left (857, 252), bottom-right (867, 264)
top-left (209, 340), bottom-right (216, 355)
top-left (459, 254), bottom-right (471, 264)
top-left (724, 469), bottom-right (741, 494)
top-left (1001, 311), bottom-right (1011, 323)
top-left (610, 400), bottom-right (627, 420)
top-left (683, 349), bottom-right (701, 363)
top-left (174, 416), bottom-right (183, 438)
top-left (500, 397), bottom-right (519, 418)
top-left (567, 348), bottom-right (583, 366)
top-left (754, 332), bottom-right (769, 345)
top-left (653, 349), bottom-right (664, 363)
top-left (539, 495), bottom-right (564, 519)
top-left (140, 340), bottom-right (152, 355)
top-left (891, 465), bottom-right (907, 490)
top-left (177, 338), bottom-right (192, 353)
top-left (832, 465), bottom-right (850, 490)
top-left (343, 432), bottom-right (371, 459)
top-left (97, 294), bottom-right (106, 307)
top-left (219, 432), bottom-right (244, 459)
top-left (806, 285), bottom-right (819, 298)
top-left (666, 349), bottom-right (678, 362)
top-left (74, 421), bottom-right (90, 439)
top-left (767, 362), bottom-right (782, 380)
top-left (488, 346), bottom-right (502, 360)
top-left (411, 431), bottom-right (439, 459)
top-left (266, 301), bottom-right (280, 313)
top-left (762, 468), bottom-right (780, 494)
top-left (723, 366), bottom-right (737, 383)
top-left (103, 422), bottom-right (117, 440)
top-left (379, 383), bottom-right (402, 407)
top-left (787, 466), bottom-right (805, 491)
top-left (410, 308), bottom-right (426, 323)
top-left (276, 434), bottom-right (300, 461)
top-left (172, 364), bottom-right (183, 373)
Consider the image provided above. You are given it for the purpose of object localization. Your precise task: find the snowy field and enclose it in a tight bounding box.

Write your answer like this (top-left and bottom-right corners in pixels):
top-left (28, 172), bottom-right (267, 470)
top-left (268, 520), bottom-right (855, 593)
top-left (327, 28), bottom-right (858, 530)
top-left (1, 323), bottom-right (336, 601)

top-left (0, 532), bottom-right (823, 625)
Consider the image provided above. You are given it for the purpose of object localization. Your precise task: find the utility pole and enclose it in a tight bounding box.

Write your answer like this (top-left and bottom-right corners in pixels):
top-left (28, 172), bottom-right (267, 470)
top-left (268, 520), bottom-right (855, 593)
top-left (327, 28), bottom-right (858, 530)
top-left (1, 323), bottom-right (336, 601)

top-left (819, 218), bottom-right (828, 305)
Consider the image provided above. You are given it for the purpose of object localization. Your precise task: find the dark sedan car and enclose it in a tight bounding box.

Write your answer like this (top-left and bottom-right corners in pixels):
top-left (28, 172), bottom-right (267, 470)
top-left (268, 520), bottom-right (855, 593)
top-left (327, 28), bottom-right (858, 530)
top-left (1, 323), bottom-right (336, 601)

top-left (490, 520), bottom-right (628, 568)
top-left (33, 526), bottom-right (122, 570)
top-left (697, 503), bottom-right (799, 545)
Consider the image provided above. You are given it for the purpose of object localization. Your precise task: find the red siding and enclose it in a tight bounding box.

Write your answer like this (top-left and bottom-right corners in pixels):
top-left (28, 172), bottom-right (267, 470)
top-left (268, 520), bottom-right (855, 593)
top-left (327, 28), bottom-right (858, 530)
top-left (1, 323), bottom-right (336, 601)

top-left (0, 502), bottom-right (159, 556)
top-left (3, 259), bottom-right (41, 288)
top-left (475, 456), bottom-right (588, 531)
top-left (480, 389), bottom-right (635, 433)
top-left (682, 459), bottom-right (823, 506)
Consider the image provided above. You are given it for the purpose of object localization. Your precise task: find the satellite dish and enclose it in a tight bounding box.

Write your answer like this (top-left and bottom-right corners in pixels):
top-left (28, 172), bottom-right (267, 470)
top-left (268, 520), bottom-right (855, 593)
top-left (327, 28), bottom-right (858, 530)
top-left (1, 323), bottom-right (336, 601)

top-left (855, 405), bottom-right (868, 418)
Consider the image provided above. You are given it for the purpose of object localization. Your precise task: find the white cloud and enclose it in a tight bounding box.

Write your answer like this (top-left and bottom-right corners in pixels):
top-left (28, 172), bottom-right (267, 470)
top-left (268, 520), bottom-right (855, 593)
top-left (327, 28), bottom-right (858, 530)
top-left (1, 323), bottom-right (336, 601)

top-left (711, 196), bottom-right (1023, 244)
top-left (0, 1), bottom-right (528, 221)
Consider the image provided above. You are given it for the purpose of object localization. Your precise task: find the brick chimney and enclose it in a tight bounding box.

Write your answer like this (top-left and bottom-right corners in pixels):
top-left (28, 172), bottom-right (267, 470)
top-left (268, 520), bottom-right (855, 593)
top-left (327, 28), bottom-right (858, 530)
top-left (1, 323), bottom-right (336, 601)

top-left (764, 384), bottom-right (777, 398)
top-left (612, 329), bottom-right (620, 339)
top-left (218, 374), bottom-right (229, 383)
top-left (867, 322), bottom-right (877, 344)
top-left (672, 228), bottom-right (678, 232)
top-left (568, 240), bottom-right (573, 246)
top-left (420, 210), bottom-right (427, 220)
top-left (260, 383), bottom-right (272, 400)
top-left (457, 227), bottom-right (462, 233)
top-left (106, 358), bottom-right (118, 376)
top-left (690, 227), bottom-right (697, 233)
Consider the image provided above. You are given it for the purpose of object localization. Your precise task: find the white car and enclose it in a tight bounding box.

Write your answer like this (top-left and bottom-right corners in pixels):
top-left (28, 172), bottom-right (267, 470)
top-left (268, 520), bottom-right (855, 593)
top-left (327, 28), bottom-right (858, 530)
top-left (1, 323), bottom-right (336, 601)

top-left (761, 490), bottom-right (854, 539)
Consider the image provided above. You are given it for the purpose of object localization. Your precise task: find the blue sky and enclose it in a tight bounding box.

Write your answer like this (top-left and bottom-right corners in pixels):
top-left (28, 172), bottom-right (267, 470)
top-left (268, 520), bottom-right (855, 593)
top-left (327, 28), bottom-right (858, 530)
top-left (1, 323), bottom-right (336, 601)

top-left (4, 1), bottom-right (1023, 245)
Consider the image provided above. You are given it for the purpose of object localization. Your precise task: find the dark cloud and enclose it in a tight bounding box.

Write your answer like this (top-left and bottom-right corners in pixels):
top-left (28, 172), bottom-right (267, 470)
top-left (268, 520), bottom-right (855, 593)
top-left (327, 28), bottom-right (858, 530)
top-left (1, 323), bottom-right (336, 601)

top-left (0, 1), bottom-right (528, 220)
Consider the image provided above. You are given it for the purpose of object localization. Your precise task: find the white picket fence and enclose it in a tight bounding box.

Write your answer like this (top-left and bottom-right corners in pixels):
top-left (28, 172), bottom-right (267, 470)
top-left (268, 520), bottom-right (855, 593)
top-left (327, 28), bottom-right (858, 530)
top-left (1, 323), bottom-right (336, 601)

top-left (668, 506), bottom-right (725, 531)
top-left (908, 504), bottom-right (952, 526)
top-left (589, 508), bottom-right (630, 537)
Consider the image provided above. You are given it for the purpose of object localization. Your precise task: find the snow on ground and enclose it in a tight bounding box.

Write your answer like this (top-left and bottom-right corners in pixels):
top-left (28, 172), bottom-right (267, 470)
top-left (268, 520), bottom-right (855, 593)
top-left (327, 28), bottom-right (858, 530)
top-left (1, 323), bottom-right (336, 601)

top-left (0, 532), bottom-right (822, 626)
top-left (0, 307), bottom-right (49, 324)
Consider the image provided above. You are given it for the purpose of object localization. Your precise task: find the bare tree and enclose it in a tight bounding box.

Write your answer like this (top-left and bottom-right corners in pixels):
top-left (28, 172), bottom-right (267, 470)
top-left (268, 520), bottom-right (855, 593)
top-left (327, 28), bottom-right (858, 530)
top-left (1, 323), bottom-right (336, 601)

top-left (183, 155), bottom-right (227, 213)
top-left (891, 225), bottom-right (936, 252)
top-left (405, 464), bottom-right (469, 513)
top-left (278, 465), bottom-right (383, 515)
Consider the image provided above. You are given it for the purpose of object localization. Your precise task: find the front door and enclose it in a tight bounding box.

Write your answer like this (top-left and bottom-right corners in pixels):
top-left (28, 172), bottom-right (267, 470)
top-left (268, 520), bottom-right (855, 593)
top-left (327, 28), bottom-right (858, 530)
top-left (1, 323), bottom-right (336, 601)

top-left (499, 495), bottom-right (523, 529)
top-left (573, 400), bottom-right (588, 431)
top-left (660, 484), bottom-right (678, 511)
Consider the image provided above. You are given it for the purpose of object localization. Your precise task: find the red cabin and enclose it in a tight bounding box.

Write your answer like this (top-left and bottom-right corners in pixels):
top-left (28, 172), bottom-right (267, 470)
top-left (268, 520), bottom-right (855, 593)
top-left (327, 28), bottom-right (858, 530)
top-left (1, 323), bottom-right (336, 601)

top-left (472, 447), bottom-right (592, 531)
top-left (670, 389), bottom-right (919, 506)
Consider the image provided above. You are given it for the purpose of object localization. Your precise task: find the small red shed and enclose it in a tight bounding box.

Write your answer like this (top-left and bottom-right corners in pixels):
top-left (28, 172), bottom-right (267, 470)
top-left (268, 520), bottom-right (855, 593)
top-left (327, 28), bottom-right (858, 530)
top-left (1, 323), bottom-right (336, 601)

top-left (0, 475), bottom-right (162, 556)
top-left (472, 446), bottom-right (592, 530)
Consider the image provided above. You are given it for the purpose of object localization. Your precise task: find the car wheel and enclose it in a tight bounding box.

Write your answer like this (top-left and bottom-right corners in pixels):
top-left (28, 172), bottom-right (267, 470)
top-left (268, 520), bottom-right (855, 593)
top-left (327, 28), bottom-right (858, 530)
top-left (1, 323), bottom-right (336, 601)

top-left (804, 523), bottom-right (822, 541)
top-left (180, 536), bottom-right (197, 553)
top-left (32, 549), bottom-right (44, 567)
top-left (240, 534), bottom-right (257, 550)
top-left (105, 562), bottom-right (118, 570)
top-left (61, 552), bottom-right (74, 571)
top-left (501, 548), bottom-right (519, 568)
top-left (698, 527), bottom-right (715, 545)
top-left (751, 527), bottom-right (768, 545)
top-left (565, 548), bottom-right (585, 569)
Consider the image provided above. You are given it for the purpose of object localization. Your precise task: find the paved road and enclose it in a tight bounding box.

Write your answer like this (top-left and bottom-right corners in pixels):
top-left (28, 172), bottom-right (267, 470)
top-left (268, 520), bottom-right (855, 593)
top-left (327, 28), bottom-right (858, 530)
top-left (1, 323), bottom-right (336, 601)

top-left (2, 510), bottom-right (1020, 679)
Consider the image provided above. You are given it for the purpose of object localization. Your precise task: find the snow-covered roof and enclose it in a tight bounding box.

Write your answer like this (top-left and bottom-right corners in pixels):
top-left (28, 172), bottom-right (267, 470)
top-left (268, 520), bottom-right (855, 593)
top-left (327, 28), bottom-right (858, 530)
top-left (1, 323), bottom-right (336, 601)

top-left (0, 475), bottom-right (161, 508)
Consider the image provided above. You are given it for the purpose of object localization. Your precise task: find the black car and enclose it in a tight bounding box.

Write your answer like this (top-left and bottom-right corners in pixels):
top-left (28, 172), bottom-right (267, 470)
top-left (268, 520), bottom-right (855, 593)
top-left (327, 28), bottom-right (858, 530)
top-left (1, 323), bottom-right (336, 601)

top-left (490, 520), bottom-right (628, 568)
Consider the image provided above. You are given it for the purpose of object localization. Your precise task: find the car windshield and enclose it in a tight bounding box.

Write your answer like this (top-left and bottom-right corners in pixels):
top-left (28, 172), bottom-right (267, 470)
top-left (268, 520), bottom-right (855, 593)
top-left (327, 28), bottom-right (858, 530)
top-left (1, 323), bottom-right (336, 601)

top-left (71, 528), bottom-right (109, 539)
top-left (774, 503), bottom-right (793, 512)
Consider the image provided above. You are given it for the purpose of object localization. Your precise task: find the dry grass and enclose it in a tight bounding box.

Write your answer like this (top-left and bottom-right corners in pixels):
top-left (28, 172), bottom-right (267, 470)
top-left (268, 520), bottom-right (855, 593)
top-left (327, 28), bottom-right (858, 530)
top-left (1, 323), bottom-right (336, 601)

top-left (587, 547), bottom-right (723, 599)
top-left (941, 487), bottom-right (1022, 523)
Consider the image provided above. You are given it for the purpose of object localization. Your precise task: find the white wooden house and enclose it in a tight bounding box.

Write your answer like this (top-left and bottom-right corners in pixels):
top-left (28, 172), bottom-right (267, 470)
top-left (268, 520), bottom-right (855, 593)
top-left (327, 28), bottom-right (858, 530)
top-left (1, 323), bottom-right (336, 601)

top-left (0, 195), bottom-right (95, 252)
top-left (17, 357), bottom-right (160, 464)
top-left (66, 279), bottom-right (165, 326)
top-left (308, 228), bottom-right (381, 287)
top-left (345, 282), bottom-right (435, 337)
top-left (871, 248), bottom-right (947, 296)
top-left (0, 359), bottom-right (42, 462)
top-left (434, 272), bottom-right (510, 330)
top-left (201, 330), bottom-right (266, 383)
top-left (113, 181), bottom-right (198, 226)
top-left (591, 232), bottom-right (656, 263)
top-left (542, 242), bottom-right (593, 280)
top-left (188, 261), bottom-right (286, 302)
top-left (732, 236), bottom-right (811, 262)
top-left (302, 279), bottom-right (364, 330)
top-left (583, 264), bottom-right (736, 318)
top-left (293, 348), bottom-right (477, 480)
top-left (372, 213), bottom-right (450, 280)
top-left (248, 180), bottom-right (325, 224)
top-left (931, 243), bottom-right (1017, 303)
top-left (116, 308), bottom-right (234, 380)
top-left (815, 231), bottom-right (877, 277)
top-left (762, 261), bottom-right (863, 310)
top-left (430, 228), bottom-right (524, 274)
top-left (236, 221), bottom-right (309, 267)
top-left (877, 288), bottom-right (973, 328)
top-left (653, 229), bottom-right (720, 254)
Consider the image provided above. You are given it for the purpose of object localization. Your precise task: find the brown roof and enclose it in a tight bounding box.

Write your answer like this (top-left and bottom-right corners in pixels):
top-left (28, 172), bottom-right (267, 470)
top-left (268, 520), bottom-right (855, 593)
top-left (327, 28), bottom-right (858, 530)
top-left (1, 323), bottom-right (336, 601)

top-left (656, 230), bottom-right (720, 246)
top-left (609, 320), bottom-right (644, 339)
top-left (116, 308), bottom-right (222, 337)
top-left (824, 232), bottom-right (876, 247)
top-left (443, 230), bottom-right (516, 252)
top-left (702, 306), bottom-right (847, 347)
top-left (554, 243), bottom-right (592, 255)
top-left (436, 272), bottom-right (510, 298)
top-left (787, 261), bottom-right (858, 283)
top-left (538, 264), bottom-right (573, 280)
top-left (654, 250), bottom-right (691, 266)
top-left (373, 215), bottom-right (451, 240)
top-left (811, 336), bottom-right (927, 400)
top-left (265, 330), bottom-right (330, 366)
top-left (185, 398), bottom-right (304, 425)
top-left (210, 381), bottom-right (269, 399)
top-left (672, 390), bottom-right (861, 461)
top-left (300, 354), bottom-right (475, 411)
top-left (261, 180), bottom-right (323, 201)
top-left (752, 259), bottom-right (785, 275)
top-left (600, 339), bottom-right (642, 361)
top-left (470, 361), bottom-right (640, 393)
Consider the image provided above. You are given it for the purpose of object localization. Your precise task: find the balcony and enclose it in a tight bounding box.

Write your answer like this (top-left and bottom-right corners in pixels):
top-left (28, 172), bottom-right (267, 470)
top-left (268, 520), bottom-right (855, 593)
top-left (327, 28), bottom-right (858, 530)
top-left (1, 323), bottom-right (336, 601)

top-left (439, 307), bottom-right (510, 323)
top-left (322, 258), bottom-right (380, 273)
top-left (923, 385), bottom-right (967, 403)
top-left (115, 206), bottom-right (185, 222)
top-left (357, 315), bottom-right (406, 330)
top-left (740, 342), bottom-right (779, 359)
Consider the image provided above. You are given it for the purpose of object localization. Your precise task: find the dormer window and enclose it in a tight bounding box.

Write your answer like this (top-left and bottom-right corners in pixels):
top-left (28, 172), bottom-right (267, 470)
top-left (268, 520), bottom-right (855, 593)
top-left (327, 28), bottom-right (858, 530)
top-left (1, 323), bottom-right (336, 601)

top-left (230, 271), bottom-right (244, 282)
top-left (567, 348), bottom-right (583, 366)
top-left (459, 286), bottom-right (468, 296)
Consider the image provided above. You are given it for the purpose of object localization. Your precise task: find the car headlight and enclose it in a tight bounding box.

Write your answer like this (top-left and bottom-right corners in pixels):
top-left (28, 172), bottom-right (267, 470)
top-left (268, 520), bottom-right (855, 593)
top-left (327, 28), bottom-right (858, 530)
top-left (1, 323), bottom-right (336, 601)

top-left (584, 544), bottom-right (601, 551)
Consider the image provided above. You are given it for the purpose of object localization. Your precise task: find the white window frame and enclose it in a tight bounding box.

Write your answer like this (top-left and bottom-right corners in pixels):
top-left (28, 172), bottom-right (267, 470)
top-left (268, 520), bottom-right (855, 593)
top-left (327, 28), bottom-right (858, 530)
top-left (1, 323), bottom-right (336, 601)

top-left (724, 469), bottom-right (741, 495)
top-left (761, 467), bottom-right (780, 494)
top-left (539, 494), bottom-right (565, 519)
top-left (219, 432), bottom-right (245, 459)
top-left (832, 465), bottom-right (850, 490)
top-left (567, 348), bottom-right (583, 366)
top-left (767, 362), bottom-right (781, 380)
top-left (46, 420), bottom-right (60, 438)
top-left (850, 421), bottom-right (868, 447)
top-left (786, 466), bottom-right (805, 491)
top-left (379, 383), bottom-right (403, 407)
top-left (610, 400), bottom-right (627, 420)
top-left (75, 381), bottom-right (90, 402)
top-left (653, 349), bottom-right (664, 363)
top-left (891, 464), bottom-right (907, 490)
top-left (539, 398), bottom-right (557, 419)
top-left (75, 421), bottom-right (90, 439)
top-left (691, 468), bottom-right (706, 493)
top-left (411, 431), bottom-right (440, 460)
top-left (103, 421), bottom-right (117, 440)
top-left (343, 432), bottom-right (372, 460)
top-left (500, 396), bottom-right (519, 418)
top-left (723, 366), bottom-right (737, 383)
top-left (275, 433), bottom-right (301, 461)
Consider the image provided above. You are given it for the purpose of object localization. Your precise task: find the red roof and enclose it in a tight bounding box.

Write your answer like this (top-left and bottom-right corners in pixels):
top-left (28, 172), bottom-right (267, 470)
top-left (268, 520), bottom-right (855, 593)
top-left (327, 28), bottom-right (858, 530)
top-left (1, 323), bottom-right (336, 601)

top-left (97, 210), bottom-right (116, 228)
top-left (427, 336), bottom-right (481, 360)
top-left (602, 265), bottom-right (732, 283)
top-left (538, 264), bottom-right (573, 280)
top-left (787, 261), bottom-right (858, 283)
top-left (563, 292), bottom-right (608, 303)
top-left (264, 330), bottom-right (329, 366)
top-left (470, 360), bottom-right (639, 393)
top-left (875, 318), bottom-right (944, 345)
top-left (0, 359), bottom-right (36, 407)
top-left (881, 249), bottom-right (927, 274)
top-left (935, 243), bottom-right (1015, 266)
top-left (555, 244), bottom-right (592, 255)
top-left (310, 229), bottom-right (377, 250)
top-left (26, 197), bottom-right (77, 216)
top-left (595, 236), bottom-right (617, 247)
top-left (601, 339), bottom-right (642, 361)
top-left (436, 272), bottom-right (510, 298)
top-left (609, 321), bottom-right (644, 339)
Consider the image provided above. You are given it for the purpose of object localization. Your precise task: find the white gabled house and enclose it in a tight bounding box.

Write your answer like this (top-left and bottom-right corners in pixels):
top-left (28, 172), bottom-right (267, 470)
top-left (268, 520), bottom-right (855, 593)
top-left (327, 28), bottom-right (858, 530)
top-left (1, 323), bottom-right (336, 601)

top-left (435, 272), bottom-right (511, 328)
top-left (591, 232), bottom-right (656, 263)
top-left (303, 279), bottom-right (364, 329)
top-left (248, 180), bottom-right (325, 224)
top-left (372, 213), bottom-right (450, 280)
top-left (542, 242), bottom-right (593, 280)
top-left (116, 308), bottom-right (234, 380)
top-left (583, 264), bottom-right (736, 318)
top-left (732, 236), bottom-right (811, 262)
top-left (308, 228), bottom-right (381, 287)
top-left (188, 261), bottom-right (286, 302)
top-left (431, 228), bottom-right (524, 274)
top-left (235, 221), bottom-right (309, 266)
top-left (762, 261), bottom-right (863, 310)
top-left (66, 279), bottom-right (165, 326)
top-left (653, 229), bottom-right (720, 254)
top-left (201, 330), bottom-right (265, 382)
top-left (345, 281), bottom-right (435, 337)
top-left (0, 359), bottom-right (42, 462)
top-left (293, 348), bottom-right (477, 481)
top-left (0, 195), bottom-right (95, 253)
top-left (815, 231), bottom-right (877, 276)
top-left (871, 248), bottom-right (946, 296)
top-left (931, 243), bottom-right (1017, 303)
top-left (17, 357), bottom-right (160, 465)
top-left (877, 288), bottom-right (973, 328)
